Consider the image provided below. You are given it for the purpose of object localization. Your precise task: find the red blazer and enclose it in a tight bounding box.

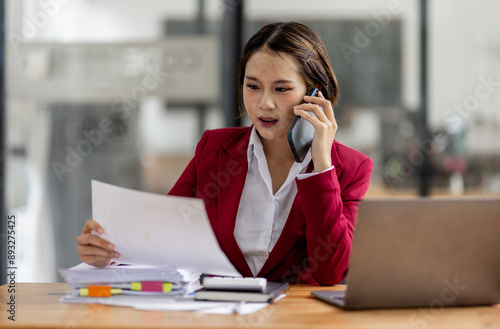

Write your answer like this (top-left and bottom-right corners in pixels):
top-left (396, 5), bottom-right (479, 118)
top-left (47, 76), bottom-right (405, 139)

top-left (168, 127), bottom-right (373, 285)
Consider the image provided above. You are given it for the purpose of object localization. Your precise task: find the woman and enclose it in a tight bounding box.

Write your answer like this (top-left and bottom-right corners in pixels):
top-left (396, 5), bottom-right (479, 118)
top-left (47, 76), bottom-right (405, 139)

top-left (77, 22), bottom-right (373, 286)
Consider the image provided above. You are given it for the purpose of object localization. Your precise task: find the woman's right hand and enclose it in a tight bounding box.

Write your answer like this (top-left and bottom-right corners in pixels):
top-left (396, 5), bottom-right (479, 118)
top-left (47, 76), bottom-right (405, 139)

top-left (76, 219), bottom-right (120, 266)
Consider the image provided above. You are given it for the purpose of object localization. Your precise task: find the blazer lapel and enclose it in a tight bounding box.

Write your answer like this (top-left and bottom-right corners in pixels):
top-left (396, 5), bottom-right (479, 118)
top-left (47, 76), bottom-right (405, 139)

top-left (216, 128), bottom-right (253, 277)
top-left (257, 141), bottom-right (344, 278)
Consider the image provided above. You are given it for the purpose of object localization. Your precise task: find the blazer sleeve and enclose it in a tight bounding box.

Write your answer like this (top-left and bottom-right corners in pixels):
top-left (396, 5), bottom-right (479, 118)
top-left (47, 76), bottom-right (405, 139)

top-left (295, 156), bottom-right (373, 285)
top-left (168, 130), bottom-right (211, 198)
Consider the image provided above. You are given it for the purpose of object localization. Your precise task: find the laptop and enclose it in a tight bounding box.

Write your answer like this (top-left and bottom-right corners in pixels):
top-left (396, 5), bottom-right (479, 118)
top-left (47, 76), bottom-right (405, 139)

top-left (311, 198), bottom-right (500, 309)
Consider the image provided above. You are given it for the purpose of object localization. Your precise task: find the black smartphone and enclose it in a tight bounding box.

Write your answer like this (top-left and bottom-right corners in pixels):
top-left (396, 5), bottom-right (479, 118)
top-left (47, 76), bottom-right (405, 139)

top-left (287, 87), bottom-right (319, 163)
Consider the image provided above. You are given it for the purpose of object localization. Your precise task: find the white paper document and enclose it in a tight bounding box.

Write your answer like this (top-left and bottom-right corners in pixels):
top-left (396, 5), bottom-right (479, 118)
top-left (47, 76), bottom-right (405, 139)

top-left (91, 180), bottom-right (241, 277)
top-left (62, 294), bottom-right (268, 315)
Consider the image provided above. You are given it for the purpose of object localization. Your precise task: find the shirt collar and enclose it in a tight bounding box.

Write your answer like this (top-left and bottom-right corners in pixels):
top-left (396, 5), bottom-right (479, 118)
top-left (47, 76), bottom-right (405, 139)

top-left (246, 126), bottom-right (312, 172)
top-left (247, 126), bottom-right (262, 170)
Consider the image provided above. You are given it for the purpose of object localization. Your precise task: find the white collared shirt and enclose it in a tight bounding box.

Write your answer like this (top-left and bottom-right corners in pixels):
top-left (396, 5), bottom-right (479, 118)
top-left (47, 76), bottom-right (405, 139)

top-left (233, 127), bottom-right (316, 277)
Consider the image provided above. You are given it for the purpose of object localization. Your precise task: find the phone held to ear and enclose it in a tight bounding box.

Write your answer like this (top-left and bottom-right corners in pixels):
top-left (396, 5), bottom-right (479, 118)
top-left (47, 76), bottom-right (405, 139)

top-left (287, 87), bottom-right (320, 163)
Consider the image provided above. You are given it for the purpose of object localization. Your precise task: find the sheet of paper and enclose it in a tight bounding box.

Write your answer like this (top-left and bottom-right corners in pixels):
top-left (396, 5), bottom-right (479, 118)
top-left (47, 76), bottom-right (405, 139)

top-left (134, 299), bottom-right (269, 315)
top-left (91, 180), bottom-right (241, 277)
top-left (62, 294), bottom-right (268, 314)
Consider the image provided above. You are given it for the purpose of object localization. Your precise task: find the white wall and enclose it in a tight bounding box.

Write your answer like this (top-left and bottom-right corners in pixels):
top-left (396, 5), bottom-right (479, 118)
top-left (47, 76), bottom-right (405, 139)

top-left (20, 0), bottom-right (197, 42)
top-left (430, 0), bottom-right (500, 128)
top-left (429, 0), bottom-right (500, 158)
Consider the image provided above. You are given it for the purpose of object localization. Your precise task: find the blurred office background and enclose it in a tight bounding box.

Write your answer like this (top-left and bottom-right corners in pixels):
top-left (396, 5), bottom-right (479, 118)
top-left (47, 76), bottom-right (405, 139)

top-left (1, 0), bottom-right (499, 282)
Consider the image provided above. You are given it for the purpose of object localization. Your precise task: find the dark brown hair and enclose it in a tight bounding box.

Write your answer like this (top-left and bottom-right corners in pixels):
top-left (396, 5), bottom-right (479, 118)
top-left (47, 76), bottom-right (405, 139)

top-left (238, 22), bottom-right (339, 112)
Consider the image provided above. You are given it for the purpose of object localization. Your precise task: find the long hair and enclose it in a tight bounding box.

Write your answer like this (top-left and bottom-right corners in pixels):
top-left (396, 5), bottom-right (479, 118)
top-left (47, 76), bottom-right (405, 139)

top-left (237, 22), bottom-right (339, 112)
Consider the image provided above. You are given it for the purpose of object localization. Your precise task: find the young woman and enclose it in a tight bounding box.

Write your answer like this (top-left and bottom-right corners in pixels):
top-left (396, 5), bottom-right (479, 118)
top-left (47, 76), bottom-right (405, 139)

top-left (77, 22), bottom-right (373, 286)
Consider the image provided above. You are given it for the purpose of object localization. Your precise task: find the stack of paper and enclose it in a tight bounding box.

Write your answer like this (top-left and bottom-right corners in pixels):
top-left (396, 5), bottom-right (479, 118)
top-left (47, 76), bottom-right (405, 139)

top-left (59, 263), bottom-right (196, 302)
top-left (58, 263), bottom-right (271, 315)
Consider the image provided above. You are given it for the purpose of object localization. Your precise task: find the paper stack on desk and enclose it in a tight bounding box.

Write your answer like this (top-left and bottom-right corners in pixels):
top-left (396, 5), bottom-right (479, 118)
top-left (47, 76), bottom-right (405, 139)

top-left (59, 263), bottom-right (270, 314)
top-left (59, 263), bottom-right (193, 299)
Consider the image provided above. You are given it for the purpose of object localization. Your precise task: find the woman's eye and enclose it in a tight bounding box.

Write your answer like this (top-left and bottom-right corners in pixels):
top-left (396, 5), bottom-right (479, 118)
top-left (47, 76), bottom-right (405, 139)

top-left (276, 87), bottom-right (292, 93)
top-left (246, 84), bottom-right (259, 90)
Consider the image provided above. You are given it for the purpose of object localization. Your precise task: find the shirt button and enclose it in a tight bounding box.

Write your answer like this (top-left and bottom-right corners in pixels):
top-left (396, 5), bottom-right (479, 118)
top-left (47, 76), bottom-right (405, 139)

top-left (263, 231), bottom-right (269, 237)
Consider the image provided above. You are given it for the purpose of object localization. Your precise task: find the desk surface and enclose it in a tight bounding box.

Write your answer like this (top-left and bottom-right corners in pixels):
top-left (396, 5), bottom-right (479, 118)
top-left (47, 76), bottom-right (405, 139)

top-left (1, 283), bottom-right (499, 329)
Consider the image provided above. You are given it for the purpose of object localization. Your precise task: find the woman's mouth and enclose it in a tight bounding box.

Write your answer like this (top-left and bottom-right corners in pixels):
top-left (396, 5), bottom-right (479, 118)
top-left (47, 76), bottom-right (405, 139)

top-left (259, 117), bottom-right (278, 128)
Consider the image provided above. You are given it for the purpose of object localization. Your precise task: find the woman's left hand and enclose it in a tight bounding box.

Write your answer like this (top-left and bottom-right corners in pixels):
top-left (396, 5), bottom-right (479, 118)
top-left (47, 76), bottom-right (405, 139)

top-left (293, 90), bottom-right (337, 172)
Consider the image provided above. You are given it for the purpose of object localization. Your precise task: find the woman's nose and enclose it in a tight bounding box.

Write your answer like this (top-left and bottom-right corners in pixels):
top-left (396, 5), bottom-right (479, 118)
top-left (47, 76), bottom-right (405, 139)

top-left (258, 91), bottom-right (275, 111)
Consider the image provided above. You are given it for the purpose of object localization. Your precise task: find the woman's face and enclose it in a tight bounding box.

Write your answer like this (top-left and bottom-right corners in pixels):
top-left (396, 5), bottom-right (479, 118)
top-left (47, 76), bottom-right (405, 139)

top-left (243, 49), bottom-right (308, 144)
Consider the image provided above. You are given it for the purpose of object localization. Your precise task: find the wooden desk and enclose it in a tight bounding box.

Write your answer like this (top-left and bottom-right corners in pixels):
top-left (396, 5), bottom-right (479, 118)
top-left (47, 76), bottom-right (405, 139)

top-left (1, 283), bottom-right (499, 328)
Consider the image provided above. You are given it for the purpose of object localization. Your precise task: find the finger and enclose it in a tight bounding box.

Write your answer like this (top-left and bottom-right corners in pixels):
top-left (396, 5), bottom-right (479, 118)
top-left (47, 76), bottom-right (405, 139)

top-left (317, 91), bottom-right (336, 123)
top-left (303, 92), bottom-right (333, 120)
top-left (304, 91), bottom-right (335, 122)
top-left (293, 107), bottom-right (338, 140)
top-left (292, 108), bottom-right (324, 129)
top-left (295, 103), bottom-right (329, 123)
top-left (82, 219), bottom-right (105, 235)
top-left (78, 244), bottom-right (120, 259)
top-left (80, 254), bottom-right (114, 267)
top-left (77, 233), bottom-right (115, 251)
top-left (304, 89), bottom-right (326, 101)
